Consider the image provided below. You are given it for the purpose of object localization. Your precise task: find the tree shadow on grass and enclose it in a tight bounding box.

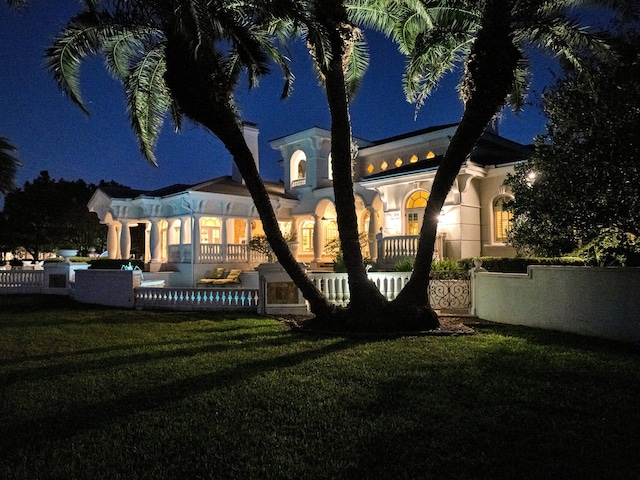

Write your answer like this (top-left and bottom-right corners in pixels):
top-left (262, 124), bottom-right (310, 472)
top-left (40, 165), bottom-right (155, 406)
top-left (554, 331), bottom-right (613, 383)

top-left (0, 334), bottom-right (359, 464)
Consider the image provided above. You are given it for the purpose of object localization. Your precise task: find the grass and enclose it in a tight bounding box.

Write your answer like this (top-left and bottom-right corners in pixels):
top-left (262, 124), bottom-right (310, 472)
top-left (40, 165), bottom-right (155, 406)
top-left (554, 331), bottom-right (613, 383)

top-left (1, 295), bottom-right (639, 480)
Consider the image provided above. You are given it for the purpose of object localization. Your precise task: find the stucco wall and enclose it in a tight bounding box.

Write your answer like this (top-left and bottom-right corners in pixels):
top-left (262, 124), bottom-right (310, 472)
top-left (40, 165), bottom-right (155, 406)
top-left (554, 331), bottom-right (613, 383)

top-left (472, 266), bottom-right (640, 344)
top-left (73, 270), bottom-right (138, 308)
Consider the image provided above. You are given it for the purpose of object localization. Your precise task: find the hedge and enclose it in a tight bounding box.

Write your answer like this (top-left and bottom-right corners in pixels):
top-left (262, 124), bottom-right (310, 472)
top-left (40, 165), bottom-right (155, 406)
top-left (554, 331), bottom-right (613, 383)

top-left (458, 256), bottom-right (586, 273)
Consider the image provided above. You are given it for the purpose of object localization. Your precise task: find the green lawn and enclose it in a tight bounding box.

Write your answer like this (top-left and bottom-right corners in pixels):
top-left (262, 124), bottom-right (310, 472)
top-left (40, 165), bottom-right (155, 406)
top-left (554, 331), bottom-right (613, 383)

top-left (1, 295), bottom-right (639, 480)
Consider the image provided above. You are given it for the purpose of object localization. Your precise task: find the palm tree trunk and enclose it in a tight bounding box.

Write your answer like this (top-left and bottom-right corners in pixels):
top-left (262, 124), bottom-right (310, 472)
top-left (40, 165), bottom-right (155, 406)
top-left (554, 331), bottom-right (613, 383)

top-left (323, 17), bottom-right (388, 323)
top-left (216, 117), bottom-right (336, 318)
top-left (394, 0), bottom-right (519, 308)
top-left (164, 36), bottom-right (335, 318)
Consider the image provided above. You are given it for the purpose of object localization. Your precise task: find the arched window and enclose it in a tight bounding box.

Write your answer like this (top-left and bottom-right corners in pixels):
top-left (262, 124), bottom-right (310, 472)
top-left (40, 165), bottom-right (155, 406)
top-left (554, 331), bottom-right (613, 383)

top-left (493, 196), bottom-right (513, 243)
top-left (200, 217), bottom-right (221, 244)
top-left (290, 150), bottom-right (307, 187)
top-left (406, 190), bottom-right (430, 235)
top-left (301, 220), bottom-right (314, 253)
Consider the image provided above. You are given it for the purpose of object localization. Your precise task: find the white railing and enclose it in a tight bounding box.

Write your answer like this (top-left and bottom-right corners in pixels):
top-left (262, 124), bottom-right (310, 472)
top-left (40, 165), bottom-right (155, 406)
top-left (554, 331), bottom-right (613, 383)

top-left (308, 271), bottom-right (469, 309)
top-left (134, 287), bottom-right (259, 311)
top-left (382, 235), bottom-right (419, 260)
top-left (0, 270), bottom-right (45, 293)
top-left (167, 243), bottom-right (271, 264)
top-left (290, 178), bottom-right (306, 188)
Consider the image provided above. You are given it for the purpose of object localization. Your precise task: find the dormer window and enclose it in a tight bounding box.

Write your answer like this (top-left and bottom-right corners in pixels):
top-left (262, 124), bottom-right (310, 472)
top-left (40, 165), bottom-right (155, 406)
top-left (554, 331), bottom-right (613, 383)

top-left (290, 150), bottom-right (307, 187)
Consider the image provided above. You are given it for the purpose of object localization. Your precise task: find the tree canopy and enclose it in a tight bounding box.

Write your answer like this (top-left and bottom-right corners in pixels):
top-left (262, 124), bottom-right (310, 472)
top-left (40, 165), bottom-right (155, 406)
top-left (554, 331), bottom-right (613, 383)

top-left (504, 31), bottom-right (640, 257)
top-left (0, 171), bottom-right (120, 260)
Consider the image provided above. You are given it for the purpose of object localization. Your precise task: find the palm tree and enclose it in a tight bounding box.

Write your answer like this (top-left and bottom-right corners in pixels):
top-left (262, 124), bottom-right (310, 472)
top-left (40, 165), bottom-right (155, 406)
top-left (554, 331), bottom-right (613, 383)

top-left (44, 0), bottom-right (336, 317)
top-left (0, 137), bottom-right (22, 195)
top-left (283, 1), bottom-right (393, 327)
top-left (352, 0), bottom-right (637, 309)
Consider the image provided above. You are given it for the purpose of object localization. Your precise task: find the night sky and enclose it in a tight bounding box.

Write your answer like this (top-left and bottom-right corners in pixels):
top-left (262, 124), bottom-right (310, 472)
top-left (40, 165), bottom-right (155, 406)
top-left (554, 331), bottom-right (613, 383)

top-left (1, 1), bottom-right (552, 196)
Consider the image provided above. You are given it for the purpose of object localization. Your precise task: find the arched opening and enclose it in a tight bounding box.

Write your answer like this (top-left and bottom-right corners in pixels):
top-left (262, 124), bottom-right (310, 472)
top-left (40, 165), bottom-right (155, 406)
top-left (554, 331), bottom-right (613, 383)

top-left (290, 150), bottom-right (307, 187)
top-left (405, 190), bottom-right (430, 235)
top-left (200, 217), bottom-right (221, 244)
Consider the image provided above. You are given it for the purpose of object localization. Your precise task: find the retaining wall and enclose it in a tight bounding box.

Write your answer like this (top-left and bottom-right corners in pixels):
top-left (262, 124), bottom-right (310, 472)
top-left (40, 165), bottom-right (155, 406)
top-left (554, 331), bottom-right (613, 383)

top-left (471, 266), bottom-right (640, 344)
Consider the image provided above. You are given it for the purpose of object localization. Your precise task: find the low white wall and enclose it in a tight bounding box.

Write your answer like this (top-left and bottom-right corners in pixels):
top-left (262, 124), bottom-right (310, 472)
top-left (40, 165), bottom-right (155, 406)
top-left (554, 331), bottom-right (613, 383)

top-left (73, 270), bottom-right (138, 308)
top-left (472, 266), bottom-right (640, 343)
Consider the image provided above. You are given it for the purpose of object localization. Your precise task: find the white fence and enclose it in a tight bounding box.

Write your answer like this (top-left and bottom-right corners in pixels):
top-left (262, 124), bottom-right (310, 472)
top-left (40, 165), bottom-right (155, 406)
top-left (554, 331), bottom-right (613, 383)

top-left (134, 287), bottom-right (259, 311)
top-left (309, 272), bottom-right (470, 309)
top-left (0, 270), bottom-right (44, 294)
top-left (1, 267), bottom-right (469, 312)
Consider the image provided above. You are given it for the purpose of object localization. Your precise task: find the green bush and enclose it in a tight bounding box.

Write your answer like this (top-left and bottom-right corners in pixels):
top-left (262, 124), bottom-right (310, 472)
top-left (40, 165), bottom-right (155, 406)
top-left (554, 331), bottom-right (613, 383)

top-left (458, 256), bottom-right (586, 273)
top-left (88, 259), bottom-right (145, 270)
top-left (573, 227), bottom-right (640, 267)
top-left (393, 257), bottom-right (415, 272)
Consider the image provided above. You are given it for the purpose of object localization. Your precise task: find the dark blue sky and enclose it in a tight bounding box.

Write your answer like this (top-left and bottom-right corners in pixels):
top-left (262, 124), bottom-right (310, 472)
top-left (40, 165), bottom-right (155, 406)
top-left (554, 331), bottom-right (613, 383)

top-left (1, 2), bottom-right (553, 194)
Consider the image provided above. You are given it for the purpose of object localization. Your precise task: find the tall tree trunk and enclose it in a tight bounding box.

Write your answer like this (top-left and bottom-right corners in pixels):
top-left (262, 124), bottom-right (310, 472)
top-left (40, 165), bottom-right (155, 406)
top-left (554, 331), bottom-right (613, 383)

top-left (164, 36), bottom-right (335, 318)
top-left (394, 0), bottom-right (519, 309)
top-left (323, 24), bottom-right (388, 324)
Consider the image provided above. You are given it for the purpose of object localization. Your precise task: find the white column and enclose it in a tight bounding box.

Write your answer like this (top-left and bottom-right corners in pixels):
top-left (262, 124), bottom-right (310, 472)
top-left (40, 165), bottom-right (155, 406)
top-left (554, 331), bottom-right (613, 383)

top-left (120, 221), bottom-right (132, 260)
top-left (107, 222), bottom-right (121, 259)
top-left (180, 216), bottom-right (189, 262)
top-left (149, 218), bottom-right (161, 264)
top-left (221, 218), bottom-right (228, 262)
top-left (313, 214), bottom-right (322, 262)
top-left (245, 219), bottom-right (252, 261)
top-left (144, 223), bottom-right (151, 263)
top-left (192, 215), bottom-right (200, 263)
top-left (368, 207), bottom-right (381, 261)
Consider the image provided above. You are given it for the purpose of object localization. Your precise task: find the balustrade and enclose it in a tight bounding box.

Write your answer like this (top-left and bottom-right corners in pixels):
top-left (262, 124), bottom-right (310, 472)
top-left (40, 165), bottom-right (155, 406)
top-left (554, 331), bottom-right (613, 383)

top-left (382, 235), bottom-right (419, 260)
top-left (134, 287), bottom-right (259, 311)
top-left (309, 271), bottom-right (469, 310)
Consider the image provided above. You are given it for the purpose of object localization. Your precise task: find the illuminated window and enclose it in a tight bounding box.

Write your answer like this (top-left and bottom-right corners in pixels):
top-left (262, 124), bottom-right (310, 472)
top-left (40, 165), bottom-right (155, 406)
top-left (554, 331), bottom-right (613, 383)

top-left (407, 212), bottom-right (420, 235)
top-left (493, 196), bottom-right (513, 243)
top-left (406, 190), bottom-right (429, 209)
top-left (201, 217), bottom-right (221, 244)
top-left (426, 151), bottom-right (436, 159)
top-left (380, 161), bottom-right (388, 171)
top-left (395, 158), bottom-right (403, 167)
top-left (325, 220), bottom-right (338, 245)
top-left (405, 191), bottom-right (429, 236)
top-left (301, 220), bottom-right (314, 252)
top-left (410, 154), bottom-right (419, 163)
top-left (298, 159), bottom-right (306, 179)
top-left (367, 164), bottom-right (374, 174)
top-left (290, 150), bottom-right (307, 187)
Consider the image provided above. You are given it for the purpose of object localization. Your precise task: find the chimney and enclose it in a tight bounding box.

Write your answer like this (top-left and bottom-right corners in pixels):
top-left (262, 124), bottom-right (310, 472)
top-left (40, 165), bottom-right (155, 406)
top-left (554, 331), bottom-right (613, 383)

top-left (232, 122), bottom-right (260, 184)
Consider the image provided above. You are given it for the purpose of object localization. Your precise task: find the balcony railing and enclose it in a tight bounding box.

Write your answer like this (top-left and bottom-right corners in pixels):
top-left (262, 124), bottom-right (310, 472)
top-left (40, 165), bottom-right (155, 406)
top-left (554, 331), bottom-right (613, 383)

top-left (167, 243), bottom-right (270, 264)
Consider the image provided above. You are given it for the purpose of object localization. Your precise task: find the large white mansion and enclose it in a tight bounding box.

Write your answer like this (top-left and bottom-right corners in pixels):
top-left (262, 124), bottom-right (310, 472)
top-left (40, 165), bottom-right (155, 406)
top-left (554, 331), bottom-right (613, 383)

top-left (88, 122), bottom-right (530, 281)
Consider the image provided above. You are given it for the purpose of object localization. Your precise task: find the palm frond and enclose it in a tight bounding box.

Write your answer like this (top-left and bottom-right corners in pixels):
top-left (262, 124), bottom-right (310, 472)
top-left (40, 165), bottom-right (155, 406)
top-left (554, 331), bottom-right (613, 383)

top-left (124, 46), bottom-right (172, 165)
top-left (505, 54), bottom-right (530, 112)
top-left (46, 11), bottom-right (109, 114)
top-left (0, 137), bottom-right (22, 195)
top-left (343, 29), bottom-right (370, 98)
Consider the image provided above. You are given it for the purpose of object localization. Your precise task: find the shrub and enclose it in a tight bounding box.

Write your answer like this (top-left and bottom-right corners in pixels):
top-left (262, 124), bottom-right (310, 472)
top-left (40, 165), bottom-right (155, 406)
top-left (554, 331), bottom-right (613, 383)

top-left (573, 227), bottom-right (640, 266)
top-left (393, 257), bottom-right (415, 272)
top-left (431, 258), bottom-right (467, 279)
top-left (458, 256), bottom-right (586, 273)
